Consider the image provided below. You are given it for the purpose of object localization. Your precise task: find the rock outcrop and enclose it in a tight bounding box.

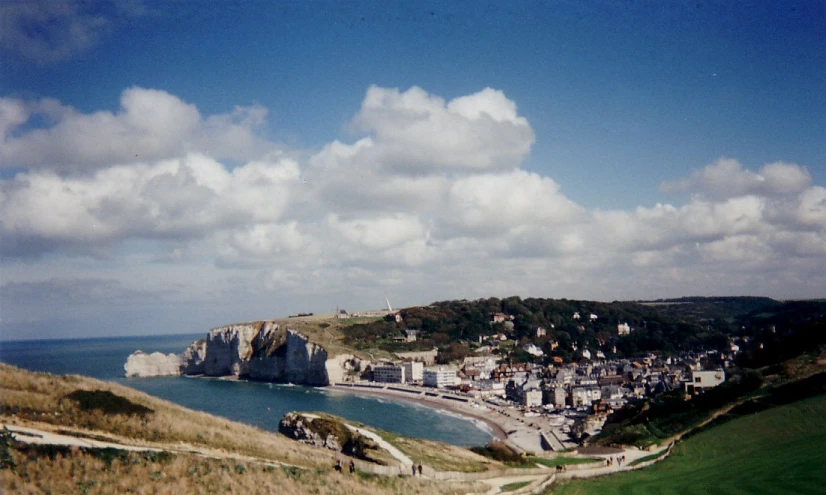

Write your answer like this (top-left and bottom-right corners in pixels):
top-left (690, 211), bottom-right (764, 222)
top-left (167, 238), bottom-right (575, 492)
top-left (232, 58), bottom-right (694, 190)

top-left (125, 321), bottom-right (348, 386)
top-left (124, 351), bottom-right (182, 378)
top-left (278, 412), bottom-right (382, 462)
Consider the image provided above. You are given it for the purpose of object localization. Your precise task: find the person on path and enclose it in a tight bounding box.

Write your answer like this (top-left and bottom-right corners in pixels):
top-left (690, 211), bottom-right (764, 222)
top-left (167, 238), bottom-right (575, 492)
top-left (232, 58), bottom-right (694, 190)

top-left (412, 464), bottom-right (417, 476)
top-left (349, 460), bottom-right (355, 474)
top-left (418, 464), bottom-right (422, 476)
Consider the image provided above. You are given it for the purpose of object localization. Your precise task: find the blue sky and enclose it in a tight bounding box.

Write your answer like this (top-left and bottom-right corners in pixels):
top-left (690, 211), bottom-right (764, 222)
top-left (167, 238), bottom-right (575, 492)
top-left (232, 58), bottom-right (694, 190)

top-left (1, 1), bottom-right (825, 340)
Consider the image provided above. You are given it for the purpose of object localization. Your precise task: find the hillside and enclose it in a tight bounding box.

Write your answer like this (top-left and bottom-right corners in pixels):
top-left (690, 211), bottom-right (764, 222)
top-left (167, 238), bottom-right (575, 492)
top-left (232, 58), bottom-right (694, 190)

top-left (342, 296), bottom-right (791, 362)
top-left (551, 392), bottom-right (826, 494)
top-left (0, 364), bottom-right (476, 494)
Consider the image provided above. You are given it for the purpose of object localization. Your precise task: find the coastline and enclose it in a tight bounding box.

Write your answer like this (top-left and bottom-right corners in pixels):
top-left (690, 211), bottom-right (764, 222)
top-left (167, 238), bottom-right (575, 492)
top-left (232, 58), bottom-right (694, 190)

top-left (324, 383), bottom-right (510, 442)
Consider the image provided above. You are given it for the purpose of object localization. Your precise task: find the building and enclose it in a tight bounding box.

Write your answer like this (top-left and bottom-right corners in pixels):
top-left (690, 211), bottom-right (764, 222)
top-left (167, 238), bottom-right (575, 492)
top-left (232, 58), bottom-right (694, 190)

top-left (535, 327), bottom-right (547, 338)
top-left (372, 363), bottom-right (406, 383)
top-left (617, 322), bottom-right (631, 336)
top-left (570, 386), bottom-right (602, 407)
top-left (524, 343), bottom-right (544, 357)
top-left (403, 361), bottom-right (423, 383)
top-left (395, 349), bottom-right (438, 365)
top-left (423, 367), bottom-right (457, 388)
top-left (685, 369), bottom-right (725, 394)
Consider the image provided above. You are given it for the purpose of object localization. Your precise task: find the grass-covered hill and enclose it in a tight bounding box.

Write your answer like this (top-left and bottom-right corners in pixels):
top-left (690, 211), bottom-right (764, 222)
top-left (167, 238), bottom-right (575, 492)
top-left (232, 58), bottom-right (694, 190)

top-left (551, 392), bottom-right (826, 495)
top-left (0, 364), bottom-right (479, 494)
top-left (342, 296), bottom-right (788, 362)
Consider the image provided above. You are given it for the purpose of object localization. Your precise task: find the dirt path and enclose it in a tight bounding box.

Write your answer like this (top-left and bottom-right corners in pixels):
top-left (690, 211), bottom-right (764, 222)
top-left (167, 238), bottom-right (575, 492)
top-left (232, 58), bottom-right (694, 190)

top-left (345, 424), bottom-right (414, 466)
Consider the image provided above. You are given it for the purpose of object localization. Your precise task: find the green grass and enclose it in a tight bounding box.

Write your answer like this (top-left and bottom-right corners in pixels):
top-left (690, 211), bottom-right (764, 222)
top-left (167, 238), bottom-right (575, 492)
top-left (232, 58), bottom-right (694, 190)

top-left (532, 457), bottom-right (601, 468)
top-left (553, 394), bottom-right (826, 494)
top-left (501, 480), bottom-right (531, 492)
top-left (627, 452), bottom-right (663, 467)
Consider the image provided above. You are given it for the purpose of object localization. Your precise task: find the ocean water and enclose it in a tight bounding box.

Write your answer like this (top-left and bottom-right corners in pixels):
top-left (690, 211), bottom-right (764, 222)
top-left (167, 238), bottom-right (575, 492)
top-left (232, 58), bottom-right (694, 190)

top-left (0, 335), bottom-right (493, 447)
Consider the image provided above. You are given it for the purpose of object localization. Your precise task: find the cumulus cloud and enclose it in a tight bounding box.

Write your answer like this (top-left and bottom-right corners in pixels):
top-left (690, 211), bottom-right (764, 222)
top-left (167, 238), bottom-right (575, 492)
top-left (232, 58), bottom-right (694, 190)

top-left (661, 157), bottom-right (812, 199)
top-left (0, 153), bottom-right (299, 256)
top-left (0, 88), bottom-right (275, 170)
top-left (350, 85), bottom-right (534, 173)
top-left (1, 85), bottom-right (825, 336)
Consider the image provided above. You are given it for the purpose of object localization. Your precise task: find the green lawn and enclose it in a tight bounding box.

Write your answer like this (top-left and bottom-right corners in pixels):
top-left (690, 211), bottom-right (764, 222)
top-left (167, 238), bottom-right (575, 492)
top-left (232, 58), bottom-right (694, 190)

top-left (552, 394), bottom-right (826, 495)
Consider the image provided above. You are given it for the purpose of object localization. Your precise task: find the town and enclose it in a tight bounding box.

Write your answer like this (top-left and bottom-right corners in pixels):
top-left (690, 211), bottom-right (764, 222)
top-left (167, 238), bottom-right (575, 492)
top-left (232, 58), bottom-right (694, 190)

top-left (333, 307), bottom-right (737, 454)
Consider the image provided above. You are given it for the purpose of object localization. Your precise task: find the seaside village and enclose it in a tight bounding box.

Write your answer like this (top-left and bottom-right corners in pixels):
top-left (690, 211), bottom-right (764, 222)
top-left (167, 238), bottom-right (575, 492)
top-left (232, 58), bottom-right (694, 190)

top-left (334, 310), bottom-right (731, 453)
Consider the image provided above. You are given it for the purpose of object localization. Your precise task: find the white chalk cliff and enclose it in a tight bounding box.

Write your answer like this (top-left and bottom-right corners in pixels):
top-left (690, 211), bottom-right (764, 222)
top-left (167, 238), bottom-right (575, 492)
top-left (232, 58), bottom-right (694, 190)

top-left (124, 321), bottom-right (348, 386)
top-left (124, 351), bottom-right (182, 378)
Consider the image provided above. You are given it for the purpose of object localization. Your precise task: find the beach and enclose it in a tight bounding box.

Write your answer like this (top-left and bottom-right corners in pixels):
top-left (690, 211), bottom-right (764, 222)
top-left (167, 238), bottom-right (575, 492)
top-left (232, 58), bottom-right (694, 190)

top-left (327, 382), bottom-right (572, 453)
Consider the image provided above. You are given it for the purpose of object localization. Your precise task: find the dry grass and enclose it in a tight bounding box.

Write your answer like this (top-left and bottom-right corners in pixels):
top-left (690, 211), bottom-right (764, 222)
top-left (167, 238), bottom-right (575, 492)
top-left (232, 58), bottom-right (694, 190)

top-left (369, 426), bottom-right (504, 473)
top-left (0, 364), bottom-right (487, 494)
top-left (0, 363), bottom-right (334, 468)
top-left (271, 316), bottom-right (384, 360)
top-left (0, 442), bottom-right (464, 495)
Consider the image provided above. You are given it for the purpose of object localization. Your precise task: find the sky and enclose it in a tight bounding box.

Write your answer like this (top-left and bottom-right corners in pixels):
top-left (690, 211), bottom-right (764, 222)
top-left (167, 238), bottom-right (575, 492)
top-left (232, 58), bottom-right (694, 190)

top-left (1, 0), bottom-right (825, 340)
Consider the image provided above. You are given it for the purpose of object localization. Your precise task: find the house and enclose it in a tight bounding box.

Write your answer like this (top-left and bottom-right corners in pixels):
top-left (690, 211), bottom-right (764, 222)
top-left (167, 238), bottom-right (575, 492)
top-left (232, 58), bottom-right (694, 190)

top-left (405, 329), bottom-right (419, 342)
top-left (524, 343), bottom-right (544, 357)
top-left (589, 314), bottom-right (598, 321)
top-left (491, 313), bottom-right (514, 323)
top-left (535, 327), bottom-right (547, 338)
top-left (685, 369), bottom-right (725, 394)
top-left (617, 322), bottom-right (631, 336)
top-left (572, 312), bottom-right (581, 320)
top-left (581, 349), bottom-right (591, 360)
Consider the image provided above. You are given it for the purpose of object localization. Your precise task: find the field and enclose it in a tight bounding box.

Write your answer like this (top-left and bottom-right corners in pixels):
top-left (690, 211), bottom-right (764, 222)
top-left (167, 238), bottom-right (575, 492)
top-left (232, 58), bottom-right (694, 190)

top-left (552, 393), bottom-right (826, 494)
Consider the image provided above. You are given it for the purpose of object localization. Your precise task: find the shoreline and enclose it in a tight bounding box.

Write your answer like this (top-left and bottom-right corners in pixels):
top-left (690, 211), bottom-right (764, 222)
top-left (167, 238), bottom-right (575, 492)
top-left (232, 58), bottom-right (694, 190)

top-left (324, 383), bottom-right (510, 442)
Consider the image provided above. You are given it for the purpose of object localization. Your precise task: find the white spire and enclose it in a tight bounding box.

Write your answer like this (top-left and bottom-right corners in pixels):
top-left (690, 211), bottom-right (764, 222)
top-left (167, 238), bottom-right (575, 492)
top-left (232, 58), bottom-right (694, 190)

top-left (385, 296), bottom-right (393, 312)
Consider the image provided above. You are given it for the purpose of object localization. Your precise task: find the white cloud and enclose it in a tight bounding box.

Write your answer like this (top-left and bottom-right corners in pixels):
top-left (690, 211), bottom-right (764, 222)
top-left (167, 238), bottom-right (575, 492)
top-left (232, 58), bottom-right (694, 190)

top-left (437, 170), bottom-right (583, 237)
top-left (350, 85), bottom-right (534, 173)
top-left (661, 157), bottom-right (811, 199)
top-left (2, 85), bottom-right (826, 339)
top-left (0, 153), bottom-right (299, 256)
top-left (1, 88), bottom-right (275, 170)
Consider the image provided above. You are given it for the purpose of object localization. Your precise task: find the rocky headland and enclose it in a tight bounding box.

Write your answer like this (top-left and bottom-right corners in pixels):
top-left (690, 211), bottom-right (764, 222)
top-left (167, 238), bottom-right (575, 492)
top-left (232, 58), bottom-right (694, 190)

top-left (124, 321), bottom-right (357, 386)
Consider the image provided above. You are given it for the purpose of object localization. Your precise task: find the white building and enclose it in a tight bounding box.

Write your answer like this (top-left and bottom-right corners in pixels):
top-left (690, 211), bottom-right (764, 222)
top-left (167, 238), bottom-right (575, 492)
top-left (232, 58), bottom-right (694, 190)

top-left (617, 322), bottom-right (631, 336)
top-left (523, 343), bottom-right (545, 357)
top-left (373, 363), bottom-right (406, 383)
top-left (423, 367), bottom-right (457, 388)
top-left (685, 369), bottom-right (725, 394)
top-left (523, 389), bottom-right (543, 408)
top-left (571, 386), bottom-right (602, 407)
top-left (403, 361), bottom-right (423, 383)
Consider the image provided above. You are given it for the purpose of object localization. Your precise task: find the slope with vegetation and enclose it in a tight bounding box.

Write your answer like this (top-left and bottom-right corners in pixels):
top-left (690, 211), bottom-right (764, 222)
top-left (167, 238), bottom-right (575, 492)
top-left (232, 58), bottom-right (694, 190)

top-left (551, 392), bottom-right (826, 494)
top-left (342, 296), bottom-right (784, 363)
top-left (0, 364), bottom-right (479, 494)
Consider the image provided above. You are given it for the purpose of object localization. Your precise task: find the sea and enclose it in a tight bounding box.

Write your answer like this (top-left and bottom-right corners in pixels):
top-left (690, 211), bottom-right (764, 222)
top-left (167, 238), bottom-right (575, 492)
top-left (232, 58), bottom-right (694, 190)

top-left (0, 334), bottom-right (493, 447)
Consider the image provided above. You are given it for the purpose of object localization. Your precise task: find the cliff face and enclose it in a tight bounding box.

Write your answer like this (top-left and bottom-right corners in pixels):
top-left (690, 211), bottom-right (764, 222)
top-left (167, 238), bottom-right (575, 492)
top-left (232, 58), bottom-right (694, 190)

top-left (124, 351), bottom-right (182, 378)
top-left (125, 321), bottom-right (342, 386)
top-left (247, 330), bottom-right (330, 385)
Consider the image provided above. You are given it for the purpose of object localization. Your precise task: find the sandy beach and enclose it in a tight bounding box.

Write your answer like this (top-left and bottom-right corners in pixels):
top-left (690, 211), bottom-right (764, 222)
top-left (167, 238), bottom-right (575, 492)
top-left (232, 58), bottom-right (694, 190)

top-left (327, 383), bottom-right (509, 439)
top-left (326, 383), bottom-right (562, 453)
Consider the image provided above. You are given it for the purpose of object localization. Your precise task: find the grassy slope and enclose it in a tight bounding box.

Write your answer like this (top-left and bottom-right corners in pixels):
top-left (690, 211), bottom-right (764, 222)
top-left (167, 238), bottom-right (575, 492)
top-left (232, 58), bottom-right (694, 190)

top-left (0, 364), bottom-right (481, 494)
top-left (271, 315), bottom-right (388, 360)
top-left (553, 393), bottom-right (826, 495)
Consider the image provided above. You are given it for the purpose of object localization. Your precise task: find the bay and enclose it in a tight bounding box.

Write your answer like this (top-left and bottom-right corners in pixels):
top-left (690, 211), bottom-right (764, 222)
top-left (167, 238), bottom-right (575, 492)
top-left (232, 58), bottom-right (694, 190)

top-left (0, 335), bottom-right (493, 447)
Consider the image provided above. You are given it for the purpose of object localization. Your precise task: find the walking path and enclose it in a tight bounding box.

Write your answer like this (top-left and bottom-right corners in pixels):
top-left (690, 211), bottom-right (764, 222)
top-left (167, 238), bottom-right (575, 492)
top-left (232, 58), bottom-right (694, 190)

top-left (345, 424), bottom-right (414, 466)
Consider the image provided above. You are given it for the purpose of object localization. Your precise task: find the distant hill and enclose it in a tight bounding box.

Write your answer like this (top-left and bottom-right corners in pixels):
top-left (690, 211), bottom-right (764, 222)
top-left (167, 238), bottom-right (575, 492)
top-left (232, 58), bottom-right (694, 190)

top-left (343, 296), bottom-right (791, 362)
